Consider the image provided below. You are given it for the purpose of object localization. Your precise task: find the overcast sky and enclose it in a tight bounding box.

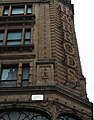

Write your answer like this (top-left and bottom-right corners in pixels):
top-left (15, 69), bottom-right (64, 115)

top-left (71, 0), bottom-right (94, 107)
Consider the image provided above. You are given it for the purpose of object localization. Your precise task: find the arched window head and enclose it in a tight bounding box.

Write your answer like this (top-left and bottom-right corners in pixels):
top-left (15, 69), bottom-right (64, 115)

top-left (0, 110), bottom-right (50, 120)
top-left (57, 113), bottom-right (82, 120)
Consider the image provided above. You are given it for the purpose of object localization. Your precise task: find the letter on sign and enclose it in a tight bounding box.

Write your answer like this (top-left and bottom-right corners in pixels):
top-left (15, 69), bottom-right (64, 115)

top-left (32, 95), bottom-right (43, 100)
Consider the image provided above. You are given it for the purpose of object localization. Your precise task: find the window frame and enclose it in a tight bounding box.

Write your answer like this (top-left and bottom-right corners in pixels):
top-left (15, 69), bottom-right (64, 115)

top-left (24, 29), bottom-right (31, 45)
top-left (3, 4), bottom-right (32, 16)
top-left (0, 65), bottom-right (18, 87)
top-left (0, 30), bottom-right (4, 46)
top-left (0, 63), bottom-right (31, 87)
top-left (1, 64), bottom-right (18, 81)
top-left (11, 5), bottom-right (25, 15)
top-left (3, 6), bottom-right (9, 16)
top-left (27, 5), bottom-right (32, 14)
top-left (0, 28), bottom-right (31, 46)
top-left (6, 30), bottom-right (22, 46)
top-left (22, 64), bottom-right (30, 80)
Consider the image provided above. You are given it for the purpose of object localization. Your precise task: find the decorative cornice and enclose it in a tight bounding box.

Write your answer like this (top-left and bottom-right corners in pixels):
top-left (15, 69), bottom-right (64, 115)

top-left (0, 14), bottom-right (35, 26)
top-left (0, 85), bottom-right (92, 107)
top-left (0, 0), bottom-right (50, 5)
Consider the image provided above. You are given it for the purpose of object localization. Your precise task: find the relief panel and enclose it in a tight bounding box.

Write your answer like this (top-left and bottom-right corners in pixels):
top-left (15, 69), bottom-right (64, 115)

top-left (37, 64), bottom-right (54, 84)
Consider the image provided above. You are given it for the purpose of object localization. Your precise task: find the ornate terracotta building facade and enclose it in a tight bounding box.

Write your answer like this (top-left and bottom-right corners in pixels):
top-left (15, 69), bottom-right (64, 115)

top-left (0, 0), bottom-right (93, 120)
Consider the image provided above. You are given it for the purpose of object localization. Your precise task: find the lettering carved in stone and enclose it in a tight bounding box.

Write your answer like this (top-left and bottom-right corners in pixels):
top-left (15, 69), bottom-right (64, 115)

top-left (37, 64), bottom-right (54, 84)
top-left (41, 67), bottom-right (49, 79)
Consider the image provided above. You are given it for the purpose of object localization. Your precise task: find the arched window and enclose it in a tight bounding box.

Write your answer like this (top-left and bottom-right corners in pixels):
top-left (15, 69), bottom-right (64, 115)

top-left (0, 109), bottom-right (50, 120)
top-left (57, 113), bottom-right (82, 120)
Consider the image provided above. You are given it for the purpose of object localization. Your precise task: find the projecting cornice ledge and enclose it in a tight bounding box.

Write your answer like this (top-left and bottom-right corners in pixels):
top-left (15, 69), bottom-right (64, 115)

top-left (0, 44), bottom-right (34, 53)
top-left (0, 0), bottom-right (50, 4)
top-left (0, 14), bottom-right (35, 26)
top-left (0, 85), bottom-right (92, 108)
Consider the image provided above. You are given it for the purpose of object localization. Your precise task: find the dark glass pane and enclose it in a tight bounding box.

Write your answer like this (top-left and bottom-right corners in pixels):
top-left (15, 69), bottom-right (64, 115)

top-left (0, 42), bottom-right (3, 46)
top-left (0, 80), bottom-right (16, 87)
top-left (1, 67), bottom-right (18, 80)
top-left (22, 80), bottom-right (29, 87)
top-left (22, 66), bottom-right (29, 80)
top-left (25, 31), bottom-right (30, 40)
top-left (7, 32), bottom-right (22, 40)
top-left (7, 41), bottom-right (21, 45)
top-left (4, 8), bottom-right (9, 15)
top-left (24, 41), bottom-right (30, 45)
top-left (58, 115), bottom-right (76, 120)
top-left (0, 111), bottom-right (50, 120)
top-left (12, 7), bottom-right (24, 15)
top-left (24, 31), bottom-right (30, 45)
top-left (0, 33), bottom-right (4, 40)
top-left (27, 7), bottom-right (32, 14)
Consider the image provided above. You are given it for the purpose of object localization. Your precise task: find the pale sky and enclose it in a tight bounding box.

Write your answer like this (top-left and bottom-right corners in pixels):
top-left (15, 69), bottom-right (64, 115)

top-left (71, 0), bottom-right (94, 110)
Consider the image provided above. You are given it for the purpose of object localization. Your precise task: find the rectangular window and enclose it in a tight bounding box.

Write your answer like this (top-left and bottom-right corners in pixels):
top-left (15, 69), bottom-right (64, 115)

top-left (0, 29), bottom-right (31, 46)
top-left (11, 6), bottom-right (24, 15)
top-left (0, 31), bottom-right (4, 46)
top-left (3, 4), bottom-right (32, 16)
top-left (22, 64), bottom-right (30, 80)
top-left (22, 64), bottom-right (30, 87)
top-left (24, 29), bottom-right (31, 45)
top-left (0, 65), bottom-right (18, 87)
top-left (1, 65), bottom-right (18, 80)
top-left (27, 5), bottom-right (32, 14)
top-left (4, 6), bottom-right (9, 16)
top-left (7, 30), bottom-right (22, 45)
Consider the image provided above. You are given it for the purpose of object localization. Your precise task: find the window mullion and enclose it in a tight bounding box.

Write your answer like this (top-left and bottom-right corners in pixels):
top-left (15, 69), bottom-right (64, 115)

top-left (9, 5), bottom-right (12, 16)
top-left (3, 29), bottom-right (7, 46)
top-left (22, 28), bottom-right (25, 45)
top-left (29, 62), bottom-right (33, 86)
top-left (24, 4), bottom-right (27, 15)
top-left (17, 63), bottom-right (22, 87)
top-left (1, 6), bottom-right (4, 16)
top-left (0, 63), bottom-right (1, 80)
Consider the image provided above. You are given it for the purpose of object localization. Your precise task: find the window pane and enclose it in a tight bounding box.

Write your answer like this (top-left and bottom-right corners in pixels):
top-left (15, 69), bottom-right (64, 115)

top-left (1, 67), bottom-right (18, 80)
top-left (0, 111), bottom-right (50, 120)
top-left (12, 7), bottom-right (24, 15)
top-left (27, 7), bottom-right (32, 14)
top-left (0, 33), bottom-right (4, 40)
top-left (7, 32), bottom-right (22, 40)
top-left (0, 42), bottom-right (3, 46)
top-left (25, 31), bottom-right (30, 39)
top-left (24, 41), bottom-right (30, 45)
top-left (22, 66), bottom-right (29, 79)
top-left (4, 8), bottom-right (9, 15)
top-left (7, 41), bottom-right (21, 45)
top-left (0, 80), bottom-right (16, 87)
top-left (58, 116), bottom-right (76, 120)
